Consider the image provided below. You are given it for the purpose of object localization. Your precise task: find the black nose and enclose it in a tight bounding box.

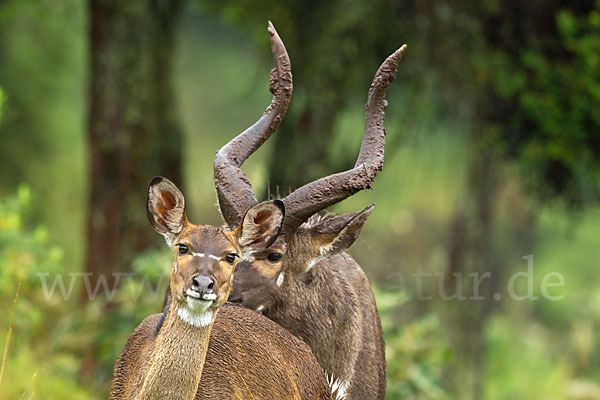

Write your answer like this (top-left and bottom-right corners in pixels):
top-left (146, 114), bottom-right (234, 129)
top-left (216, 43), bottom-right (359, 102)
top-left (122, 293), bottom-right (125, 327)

top-left (191, 275), bottom-right (214, 293)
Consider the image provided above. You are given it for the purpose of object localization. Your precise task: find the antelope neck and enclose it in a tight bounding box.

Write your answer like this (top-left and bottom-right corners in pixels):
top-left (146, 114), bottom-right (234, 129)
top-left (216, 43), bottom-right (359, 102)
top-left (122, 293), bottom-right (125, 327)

top-left (137, 300), bottom-right (215, 400)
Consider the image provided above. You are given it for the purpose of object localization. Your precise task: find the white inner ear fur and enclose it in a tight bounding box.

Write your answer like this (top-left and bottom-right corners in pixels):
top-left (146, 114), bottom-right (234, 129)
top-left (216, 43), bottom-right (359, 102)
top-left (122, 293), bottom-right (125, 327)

top-left (239, 205), bottom-right (283, 247)
top-left (149, 183), bottom-right (185, 242)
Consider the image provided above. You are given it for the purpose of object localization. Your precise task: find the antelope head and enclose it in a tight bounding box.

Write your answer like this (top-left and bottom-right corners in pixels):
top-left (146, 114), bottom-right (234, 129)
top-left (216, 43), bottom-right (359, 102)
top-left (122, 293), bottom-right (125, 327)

top-left (147, 176), bottom-right (284, 326)
top-left (213, 23), bottom-right (406, 314)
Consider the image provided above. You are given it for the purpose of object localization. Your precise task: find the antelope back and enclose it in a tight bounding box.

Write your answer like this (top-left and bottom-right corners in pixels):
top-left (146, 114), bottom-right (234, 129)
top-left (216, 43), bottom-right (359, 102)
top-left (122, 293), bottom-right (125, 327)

top-left (111, 305), bottom-right (333, 400)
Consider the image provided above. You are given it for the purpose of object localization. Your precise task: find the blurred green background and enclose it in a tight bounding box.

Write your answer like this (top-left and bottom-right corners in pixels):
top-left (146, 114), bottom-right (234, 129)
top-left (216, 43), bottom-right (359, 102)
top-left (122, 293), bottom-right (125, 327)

top-left (0, 0), bottom-right (599, 399)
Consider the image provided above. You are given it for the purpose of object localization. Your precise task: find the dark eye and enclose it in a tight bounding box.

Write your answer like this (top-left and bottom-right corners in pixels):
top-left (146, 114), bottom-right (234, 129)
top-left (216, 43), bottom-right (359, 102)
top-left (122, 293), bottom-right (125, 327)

top-left (224, 253), bottom-right (238, 264)
top-left (266, 252), bottom-right (283, 263)
top-left (177, 244), bottom-right (188, 255)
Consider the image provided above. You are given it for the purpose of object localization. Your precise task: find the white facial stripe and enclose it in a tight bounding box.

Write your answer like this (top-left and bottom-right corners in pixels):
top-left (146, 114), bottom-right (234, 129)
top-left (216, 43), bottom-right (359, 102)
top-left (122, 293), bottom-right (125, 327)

top-left (276, 272), bottom-right (284, 287)
top-left (173, 261), bottom-right (178, 272)
top-left (191, 252), bottom-right (222, 261)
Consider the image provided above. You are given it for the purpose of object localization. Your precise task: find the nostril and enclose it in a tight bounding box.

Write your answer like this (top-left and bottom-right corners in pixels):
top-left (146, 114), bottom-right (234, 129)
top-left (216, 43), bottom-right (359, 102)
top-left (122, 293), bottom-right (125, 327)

top-left (191, 274), bottom-right (215, 293)
top-left (192, 277), bottom-right (200, 289)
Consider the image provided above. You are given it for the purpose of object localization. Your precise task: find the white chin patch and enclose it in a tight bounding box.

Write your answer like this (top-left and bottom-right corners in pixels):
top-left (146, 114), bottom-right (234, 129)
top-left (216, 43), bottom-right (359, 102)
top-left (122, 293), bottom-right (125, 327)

top-left (178, 307), bottom-right (214, 328)
top-left (177, 297), bottom-right (215, 327)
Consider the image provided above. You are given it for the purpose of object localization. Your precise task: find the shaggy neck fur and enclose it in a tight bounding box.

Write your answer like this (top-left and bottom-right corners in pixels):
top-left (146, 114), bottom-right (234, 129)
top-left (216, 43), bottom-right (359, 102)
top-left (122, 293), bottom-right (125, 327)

top-left (137, 300), bottom-right (215, 400)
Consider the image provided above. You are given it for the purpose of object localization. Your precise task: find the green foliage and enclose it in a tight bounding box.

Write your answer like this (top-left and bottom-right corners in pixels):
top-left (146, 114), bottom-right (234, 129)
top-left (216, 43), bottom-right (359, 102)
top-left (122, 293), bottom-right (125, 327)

top-left (472, 1), bottom-right (600, 206)
top-left (376, 287), bottom-right (449, 400)
top-left (1, 2), bottom-right (600, 399)
top-left (0, 187), bottom-right (171, 398)
top-left (0, 186), bottom-right (63, 333)
top-left (0, 187), bottom-right (98, 399)
top-left (484, 316), bottom-right (568, 399)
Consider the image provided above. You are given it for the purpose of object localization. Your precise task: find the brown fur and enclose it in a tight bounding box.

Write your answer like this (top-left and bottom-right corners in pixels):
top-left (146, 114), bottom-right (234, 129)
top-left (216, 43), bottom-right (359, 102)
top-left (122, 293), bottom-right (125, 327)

top-left (230, 207), bottom-right (386, 399)
top-left (216, 43), bottom-right (406, 400)
top-left (109, 177), bottom-right (332, 399)
top-left (110, 305), bottom-right (332, 400)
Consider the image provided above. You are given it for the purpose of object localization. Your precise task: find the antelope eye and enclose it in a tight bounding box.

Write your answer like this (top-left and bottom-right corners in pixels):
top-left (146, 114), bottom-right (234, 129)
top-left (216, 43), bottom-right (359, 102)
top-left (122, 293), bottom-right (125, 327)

top-left (224, 253), bottom-right (238, 264)
top-left (177, 244), bottom-right (189, 255)
top-left (266, 252), bottom-right (283, 263)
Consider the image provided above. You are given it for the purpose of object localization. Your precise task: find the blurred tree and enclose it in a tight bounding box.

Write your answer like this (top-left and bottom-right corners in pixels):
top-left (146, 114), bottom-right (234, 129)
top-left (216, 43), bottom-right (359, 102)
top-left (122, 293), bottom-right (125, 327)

top-left (424, 1), bottom-right (599, 398)
top-left (85, 0), bottom-right (184, 303)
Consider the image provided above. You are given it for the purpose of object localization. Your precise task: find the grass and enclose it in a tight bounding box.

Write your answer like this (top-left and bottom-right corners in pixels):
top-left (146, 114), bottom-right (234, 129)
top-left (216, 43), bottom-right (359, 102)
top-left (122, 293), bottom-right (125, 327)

top-left (0, 283), bottom-right (20, 389)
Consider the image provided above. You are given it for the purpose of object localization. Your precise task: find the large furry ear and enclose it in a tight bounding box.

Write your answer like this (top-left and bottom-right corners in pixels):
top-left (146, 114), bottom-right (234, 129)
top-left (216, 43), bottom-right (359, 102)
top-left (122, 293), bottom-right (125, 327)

top-left (147, 176), bottom-right (188, 246)
top-left (236, 200), bottom-right (285, 254)
top-left (312, 204), bottom-right (374, 257)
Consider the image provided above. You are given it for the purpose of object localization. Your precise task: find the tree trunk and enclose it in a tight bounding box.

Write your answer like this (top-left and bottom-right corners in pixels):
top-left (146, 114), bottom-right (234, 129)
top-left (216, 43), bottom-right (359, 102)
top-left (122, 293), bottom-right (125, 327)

top-left (84, 0), bottom-right (183, 304)
top-left (442, 137), bottom-right (500, 400)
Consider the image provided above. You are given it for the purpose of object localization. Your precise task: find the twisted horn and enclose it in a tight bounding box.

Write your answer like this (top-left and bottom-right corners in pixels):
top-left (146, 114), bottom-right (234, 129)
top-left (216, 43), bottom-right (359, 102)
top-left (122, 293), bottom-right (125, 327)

top-left (214, 22), bottom-right (293, 227)
top-left (281, 45), bottom-right (407, 232)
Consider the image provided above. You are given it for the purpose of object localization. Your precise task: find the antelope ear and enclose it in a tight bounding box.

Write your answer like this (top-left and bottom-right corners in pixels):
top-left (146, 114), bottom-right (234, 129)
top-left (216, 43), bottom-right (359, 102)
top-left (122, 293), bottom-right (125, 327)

top-left (236, 200), bottom-right (285, 253)
top-left (312, 204), bottom-right (374, 257)
top-left (147, 176), bottom-right (188, 246)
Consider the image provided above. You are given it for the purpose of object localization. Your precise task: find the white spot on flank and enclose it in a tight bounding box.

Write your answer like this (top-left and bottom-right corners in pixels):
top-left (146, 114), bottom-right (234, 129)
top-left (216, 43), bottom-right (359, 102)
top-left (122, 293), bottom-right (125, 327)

top-left (256, 305), bottom-right (265, 313)
top-left (276, 272), bottom-right (284, 287)
top-left (327, 374), bottom-right (349, 400)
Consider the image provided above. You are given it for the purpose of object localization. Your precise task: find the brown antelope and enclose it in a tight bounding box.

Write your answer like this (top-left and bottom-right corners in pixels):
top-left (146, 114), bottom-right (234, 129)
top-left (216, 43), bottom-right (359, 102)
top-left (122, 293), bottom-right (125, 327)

top-left (109, 160), bottom-right (333, 395)
top-left (109, 177), bottom-right (331, 400)
top-left (214, 24), bottom-right (406, 400)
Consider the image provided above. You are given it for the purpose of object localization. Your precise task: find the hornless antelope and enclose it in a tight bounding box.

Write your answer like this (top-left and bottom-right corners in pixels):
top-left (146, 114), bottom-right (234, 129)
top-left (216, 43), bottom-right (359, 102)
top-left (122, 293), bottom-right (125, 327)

top-left (109, 175), bottom-right (333, 399)
top-left (215, 24), bottom-right (406, 400)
